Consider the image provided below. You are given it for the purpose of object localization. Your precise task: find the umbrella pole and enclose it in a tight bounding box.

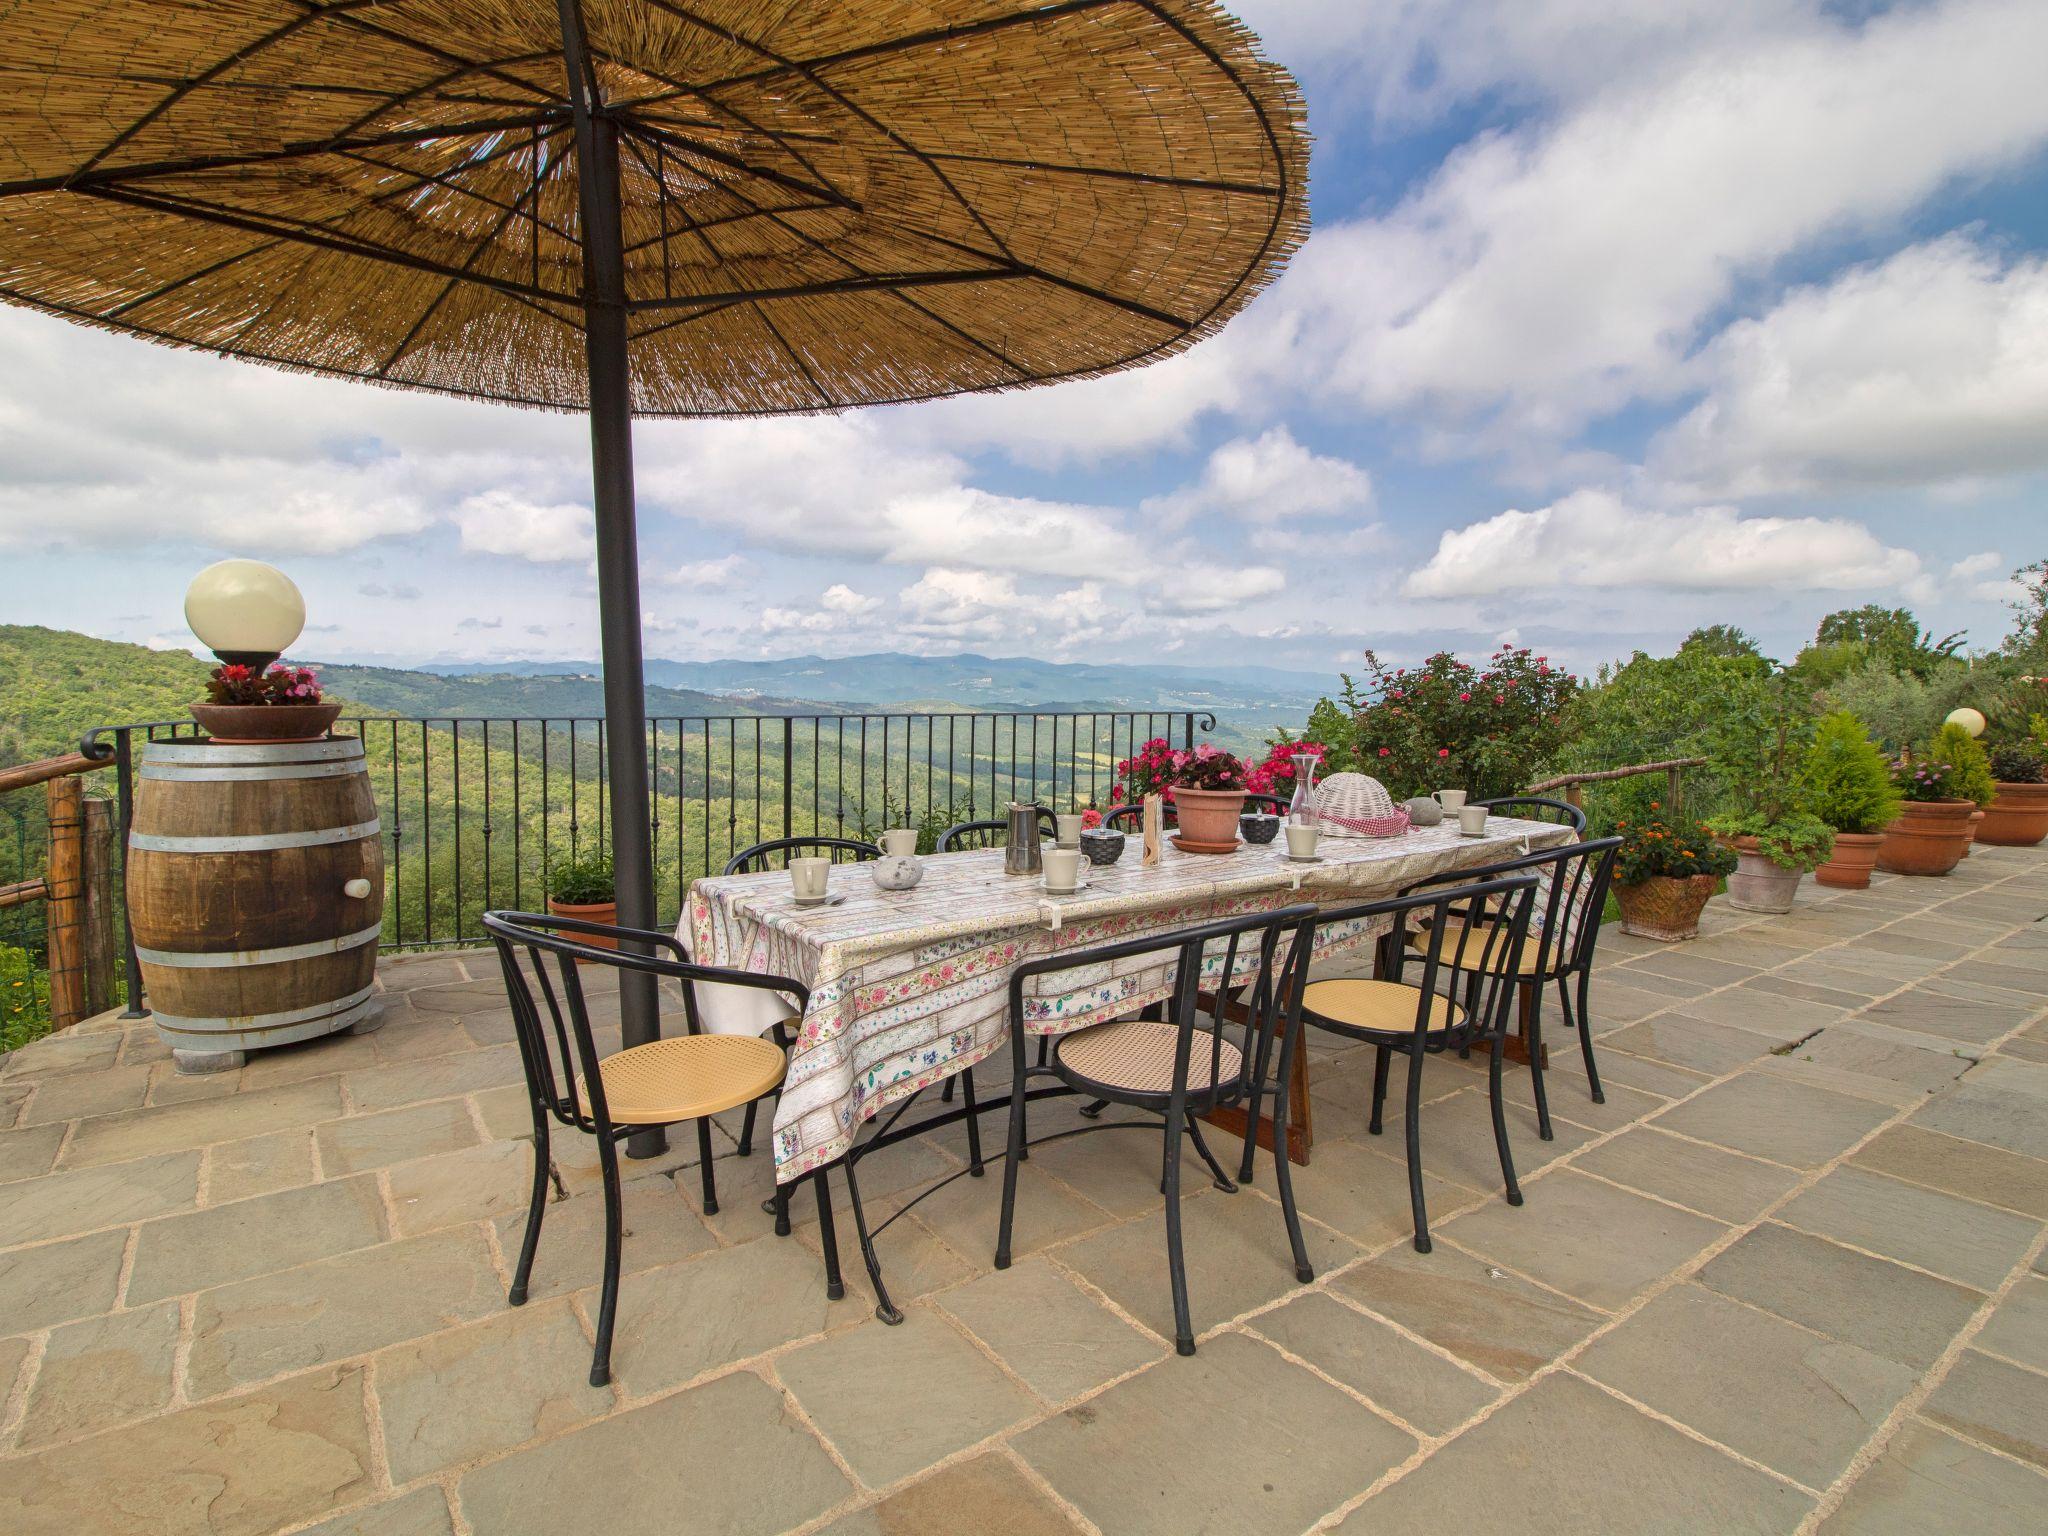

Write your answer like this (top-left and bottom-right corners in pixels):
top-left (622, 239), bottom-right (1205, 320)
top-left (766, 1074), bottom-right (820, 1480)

top-left (562, 0), bottom-right (663, 1158)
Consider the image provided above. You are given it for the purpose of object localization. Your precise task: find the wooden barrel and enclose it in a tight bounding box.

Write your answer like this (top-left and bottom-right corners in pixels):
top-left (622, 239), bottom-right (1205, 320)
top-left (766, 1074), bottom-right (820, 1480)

top-left (128, 737), bottom-right (385, 1058)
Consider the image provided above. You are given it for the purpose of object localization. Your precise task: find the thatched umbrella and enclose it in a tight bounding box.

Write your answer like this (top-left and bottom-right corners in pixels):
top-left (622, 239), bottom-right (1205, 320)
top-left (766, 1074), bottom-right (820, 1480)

top-left (0, 0), bottom-right (1308, 1084)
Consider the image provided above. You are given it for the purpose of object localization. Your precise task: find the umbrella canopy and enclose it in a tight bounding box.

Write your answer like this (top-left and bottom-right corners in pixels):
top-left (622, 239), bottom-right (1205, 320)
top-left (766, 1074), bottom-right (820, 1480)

top-left (1, 0), bottom-right (1307, 1098)
top-left (0, 0), bottom-right (1306, 412)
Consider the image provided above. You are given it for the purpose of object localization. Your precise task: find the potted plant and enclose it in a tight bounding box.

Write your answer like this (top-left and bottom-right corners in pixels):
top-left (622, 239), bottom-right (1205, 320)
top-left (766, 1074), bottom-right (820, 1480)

top-left (1704, 676), bottom-right (1833, 914)
top-left (1119, 739), bottom-right (1250, 851)
top-left (1610, 813), bottom-right (1737, 941)
top-left (1801, 711), bottom-right (1903, 889)
top-left (1979, 739), bottom-right (2048, 847)
top-left (189, 662), bottom-right (341, 742)
top-left (1874, 754), bottom-right (1974, 876)
top-left (547, 853), bottom-right (618, 951)
top-left (1929, 721), bottom-right (1996, 856)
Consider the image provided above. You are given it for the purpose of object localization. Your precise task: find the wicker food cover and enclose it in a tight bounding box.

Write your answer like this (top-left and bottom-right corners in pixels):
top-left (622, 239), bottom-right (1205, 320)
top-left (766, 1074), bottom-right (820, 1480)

top-left (1311, 774), bottom-right (1412, 838)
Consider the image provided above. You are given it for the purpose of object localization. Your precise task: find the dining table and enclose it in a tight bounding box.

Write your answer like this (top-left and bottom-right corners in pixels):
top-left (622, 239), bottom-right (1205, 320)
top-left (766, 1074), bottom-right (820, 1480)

top-left (679, 814), bottom-right (1576, 1187)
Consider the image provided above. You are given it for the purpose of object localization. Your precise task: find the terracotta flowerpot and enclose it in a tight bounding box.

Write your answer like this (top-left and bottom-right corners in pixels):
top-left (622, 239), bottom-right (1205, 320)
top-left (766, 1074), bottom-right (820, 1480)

top-left (1613, 875), bottom-right (1717, 942)
top-left (547, 898), bottom-right (618, 961)
top-left (1978, 782), bottom-right (2048, 847)
top-left (1813, 830), bottom-right (1884, 890)
top-left (189, 701), bottom-right (343, 743)
top-left (1960, 808), bottom-right (1985, 856)
top-left (1874, 799), bottom-right (1974, 877)
top-left (1723, 837), bottom-right (1806, 914)
top-left (1171, 787), bottom-right (1247, 852)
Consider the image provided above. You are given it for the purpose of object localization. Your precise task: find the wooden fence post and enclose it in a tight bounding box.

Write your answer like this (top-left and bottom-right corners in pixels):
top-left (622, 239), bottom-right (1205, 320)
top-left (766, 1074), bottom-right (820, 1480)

top-left (82, 796), bottom-right (117, 1017)
top-left (45, 774), bottom-right (87, 1031)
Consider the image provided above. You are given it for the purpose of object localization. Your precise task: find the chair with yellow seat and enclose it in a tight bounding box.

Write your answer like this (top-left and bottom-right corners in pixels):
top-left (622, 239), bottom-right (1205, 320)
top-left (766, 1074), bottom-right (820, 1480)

top-left (482, 909), bottom-right (840, 1387)
top-left (1298, 876), bottom-right (1540, 1253)
top-left (1402, 836), bottom-right (1623, 1142)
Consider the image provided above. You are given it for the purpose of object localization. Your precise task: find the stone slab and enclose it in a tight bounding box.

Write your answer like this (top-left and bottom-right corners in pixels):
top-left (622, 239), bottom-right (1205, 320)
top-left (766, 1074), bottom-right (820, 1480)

top-left (57, 1079), bottom-right (342, 1169)
top-left (1699, 1224), bottom-right (1984, 1369)
top-left (1974, 1275), bottom-right (2048, 1372)
top-left (1850, 1124), bottom-right (2048, 1219)
top-left (1922, 1350), bottom-right (2048, 1469)
top-left (1016, 1331), bottom-right (1412, 1536)
top-left (492, 1172), bottom-right (720, 1302)
top-left (0, 1365), bottom-right (375, 1536)
top-left (315, 1099), bottom-right (479, 1175)
top-left (1438, 1168), bottom-right (1727, 1311)
top-left (127, 1174), bottom-right (387, 1303)
top-left (296, 1488), bottom-right (455, 1536)
top-left (1914, 1075), bottom-right (2048, 1162)
top-left (1777, 1166), bottom-right (2042, 1291)
top-left (1570, 1125), bottom-right (1803, 1223)
top-left (0, 1227), bottom-right (128, 1332)
top-left (1600, 1015), bottom-right (1777, 1076)
top-left (1577, 1284), bottom-right (1918, 1488)
top-left (385, 1138), bottom-right (533, 1236)
top-left (15, 1300), bottom-right (180, 1449)
top-left (0, 1149), bottom-right (200, 1246)
top-left (1651, 1072), bottom-right (1893, 1168)
top-left (778, 1307), bottom-right (1037, 1487)
top-left (1819, 1420), bottom-right (2048, 1535)
top-left (1248, 1290), bottom-right (1499, 1435)
top-left (1336, 1373), bottom-right (1811, 1533)
top-left (935, 1255), bottom-right (1161, 1403)
top-left (205, 1129), bottom-right (318, 1205)
top-left (817, 1454), bottom-right (1085, 1536)
top-left (1334, 1241), bottom-right (1604, 1382)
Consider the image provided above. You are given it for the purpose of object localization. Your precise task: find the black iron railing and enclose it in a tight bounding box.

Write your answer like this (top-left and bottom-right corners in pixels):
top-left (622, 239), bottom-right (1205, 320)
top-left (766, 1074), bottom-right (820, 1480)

top-left (80, 708), bottom-right (1215, 1016)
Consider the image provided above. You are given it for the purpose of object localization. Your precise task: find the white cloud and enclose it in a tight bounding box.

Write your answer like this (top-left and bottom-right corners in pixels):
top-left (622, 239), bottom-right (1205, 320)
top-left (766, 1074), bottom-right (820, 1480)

top-left (1273, 0), bottom-right (2048, 445)
top-left (1146, 566), bottom-right (1289, 616)
top-left (819, 584), bottom-right (879, 615)
top-left (658, 555), bottom-right (748, 587)
top-left (1403, 490), bottom-right (1921, 598)
top-left (1142, 428), bottom-right (1373, 529)
top-left (449, 490), bottom-right (593, 563)
top-left (1651, 237), bottom-right (2048, 496)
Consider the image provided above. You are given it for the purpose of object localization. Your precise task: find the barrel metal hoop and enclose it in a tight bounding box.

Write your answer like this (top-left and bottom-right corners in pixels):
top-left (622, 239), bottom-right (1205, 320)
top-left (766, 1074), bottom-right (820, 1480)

top-left (140, 739), bottom-right (363, 766)
top-left (139, 761), bottom-right (363, 782)
top-left (149, 983), bottom-right (378, 1032)
top-left (134, 921), bottom-right (384, 968)
top-left (130, 819), bottom-right (382, 853)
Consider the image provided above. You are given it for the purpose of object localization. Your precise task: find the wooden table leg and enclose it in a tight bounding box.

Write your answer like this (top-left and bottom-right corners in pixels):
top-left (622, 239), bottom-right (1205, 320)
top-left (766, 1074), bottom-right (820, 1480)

top-left (1200, 1026), bottom-right (1313, 1166)
top-left (1500, 980), bottom-right (1549, 1069)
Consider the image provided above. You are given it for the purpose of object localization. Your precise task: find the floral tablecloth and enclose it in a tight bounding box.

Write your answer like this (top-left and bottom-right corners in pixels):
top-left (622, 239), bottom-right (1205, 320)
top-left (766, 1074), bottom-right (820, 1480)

top-left (681, 817), bottom-right (1572, 1182)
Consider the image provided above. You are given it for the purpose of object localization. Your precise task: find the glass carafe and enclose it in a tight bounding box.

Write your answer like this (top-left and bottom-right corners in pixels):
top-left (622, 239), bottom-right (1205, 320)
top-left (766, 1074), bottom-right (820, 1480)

top-left (1286, 752), bottom-right (1321, 825)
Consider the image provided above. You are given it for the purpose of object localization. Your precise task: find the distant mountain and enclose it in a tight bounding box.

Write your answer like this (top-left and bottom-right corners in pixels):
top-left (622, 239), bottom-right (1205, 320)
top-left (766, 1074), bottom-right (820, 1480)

top-left (425, 651), bottom-right (1332, 717)
top-left (310, 664), bottom-right (784, 721)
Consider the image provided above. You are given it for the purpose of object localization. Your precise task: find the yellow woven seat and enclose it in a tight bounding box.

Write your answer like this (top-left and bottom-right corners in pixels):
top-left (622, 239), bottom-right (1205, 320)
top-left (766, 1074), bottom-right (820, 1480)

top-left (1407, 917), bottom-right (1546, 976)
top-left (1056, 1018), bottom-right (1243, 1095)
top-left (1302, 978), bottom-right (1462, 1035)
top-left (583, 1034), bottom-right (786, 1125)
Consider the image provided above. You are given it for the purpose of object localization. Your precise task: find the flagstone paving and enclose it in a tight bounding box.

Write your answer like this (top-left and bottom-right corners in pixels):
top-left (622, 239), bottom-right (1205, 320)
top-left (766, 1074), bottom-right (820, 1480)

top-left (2, 848), bottom-right (2045, 1535)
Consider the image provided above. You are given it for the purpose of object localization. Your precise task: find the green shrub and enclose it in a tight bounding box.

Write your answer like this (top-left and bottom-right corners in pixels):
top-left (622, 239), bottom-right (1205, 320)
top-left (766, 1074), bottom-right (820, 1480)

top-left (1705, 809), bottom-right (1836, 873)
top-left (1822, 657), bottom-right (2000, 753)
top-left (547, 853), bottom-right (615, 905)
top-left (1, 943), bottom-right (52, 1055)
top-left (1801, 711), bottom-right (1903, 833)
top-left (1988, 742), bottom-right (2045, 785)
top-left (1928, 723), bottom-right (1996, 808)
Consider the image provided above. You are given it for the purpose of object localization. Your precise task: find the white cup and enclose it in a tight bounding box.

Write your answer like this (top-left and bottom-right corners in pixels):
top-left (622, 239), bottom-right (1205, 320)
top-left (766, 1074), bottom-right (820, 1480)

top-left (1043, 847), bottom-right (1082, 892)
top-left (790, 857), bottom-right (830, 901)
top-left (880, 828), bottom-right (917, 857)
top-left (1054, 813), bottom-right (1084, 848)
top-left (1284, 823), bottom-right (1320, 859)
top-left (1459, 805), bottom-right (1490, 836)
top-left (1435, 789), bottom-right (1468, 812)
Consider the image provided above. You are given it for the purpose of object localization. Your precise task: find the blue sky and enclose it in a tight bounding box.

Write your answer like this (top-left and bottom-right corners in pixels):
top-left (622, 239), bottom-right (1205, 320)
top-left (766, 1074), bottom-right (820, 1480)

top-left (3, 0), bottom-right (2043, 680)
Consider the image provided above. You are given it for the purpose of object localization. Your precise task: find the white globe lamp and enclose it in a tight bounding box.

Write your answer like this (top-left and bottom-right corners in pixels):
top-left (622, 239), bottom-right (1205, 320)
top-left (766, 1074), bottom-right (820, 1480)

top-left (1945, 707), bottom-right (1987, 739)
top-left (184, 560), bottom-right (306, 669)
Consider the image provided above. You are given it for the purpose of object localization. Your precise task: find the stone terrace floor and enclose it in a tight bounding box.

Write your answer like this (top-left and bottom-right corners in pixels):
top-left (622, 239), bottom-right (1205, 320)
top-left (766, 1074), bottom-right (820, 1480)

top-left (4, 850), bottom-right (2048, 1536)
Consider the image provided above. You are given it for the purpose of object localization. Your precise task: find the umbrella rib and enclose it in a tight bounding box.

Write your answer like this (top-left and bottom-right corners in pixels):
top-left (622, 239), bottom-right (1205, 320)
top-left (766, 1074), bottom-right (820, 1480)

top-left (0, 113), bottom-right (569, 200)
top-left (337, 147), bottom-right (578, 246)
top-left (751, 302), bottom-right (836, 409)
top-left (686, 0), bottom-right (1128, 95)
top-left (64, 0), bottom-right (384, 183)
top-left (375, 137), bottom-right (563, 377)
top-left (916, 149), bottom-right (1281, 199)
top-left (615, 113), bottom-right (857, 213)
top-left (618, 196), bottom-right (832, 257)
top-left (627, 268), bottom-right (1019, 313)
top-left (644, 0), bottom-right (1020, 266)
top-left (75, 184), bottom-right (580, 307)
top-left (304, 4), bottom-right (566, 110)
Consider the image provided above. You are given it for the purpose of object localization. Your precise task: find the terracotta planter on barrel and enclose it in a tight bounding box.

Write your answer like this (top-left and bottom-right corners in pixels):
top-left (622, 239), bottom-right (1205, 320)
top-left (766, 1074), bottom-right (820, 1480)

top-left (1978, 782), bottom-right (2048, 847)
top-left (1723, 837), bottom-right (1805, 915)
top-left (1874, 800), bottom-right (1974, 877)
top-left (1613, 875), bottom-right (1717, 942)
top-left (1813, 830), bottom-right (1884, 890)
top-left (189, 701), bottom-right (343, 743)
top-left (1170, 787), bottom-right (1247, 852)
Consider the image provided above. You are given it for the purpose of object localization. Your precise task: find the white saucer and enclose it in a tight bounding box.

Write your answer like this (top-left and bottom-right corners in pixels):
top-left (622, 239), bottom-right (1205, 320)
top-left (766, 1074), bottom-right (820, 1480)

top-left (789, 891), bottom-right (847, 908)
top-left (1041, 874), bottom-right (1093, 896)
top-left (1278, 851), bottom-right (1326, 864)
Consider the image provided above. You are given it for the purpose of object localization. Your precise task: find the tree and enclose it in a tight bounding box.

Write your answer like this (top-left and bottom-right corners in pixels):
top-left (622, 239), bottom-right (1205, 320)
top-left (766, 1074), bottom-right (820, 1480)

top-left (1679, 624), bottom-right (1764, 660)
top-left (1811, 605), bottom-right (1964, 679)
top-left (2001, 559), bottom-right (2048, 664)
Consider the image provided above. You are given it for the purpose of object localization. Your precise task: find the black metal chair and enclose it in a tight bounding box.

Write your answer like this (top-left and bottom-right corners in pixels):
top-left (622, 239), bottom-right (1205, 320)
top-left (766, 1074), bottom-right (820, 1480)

top-left (1476, 795), bottom-right (1587, 833)
top-left (995, 903), bottom-right (1319, 1355)
top-left (1243, 792), bottom-right (1290, 817)
top-left (722, 835), bottom-right (880, 875)
top-left (935, 808), bottom-right (1054, 851)
top-left (1296, 876), bottom-right (1539, 1252)
top-left (1402, 836), bottom-right (1623, 1138)
top-left (482, 909), bottom-right (842, 1387)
